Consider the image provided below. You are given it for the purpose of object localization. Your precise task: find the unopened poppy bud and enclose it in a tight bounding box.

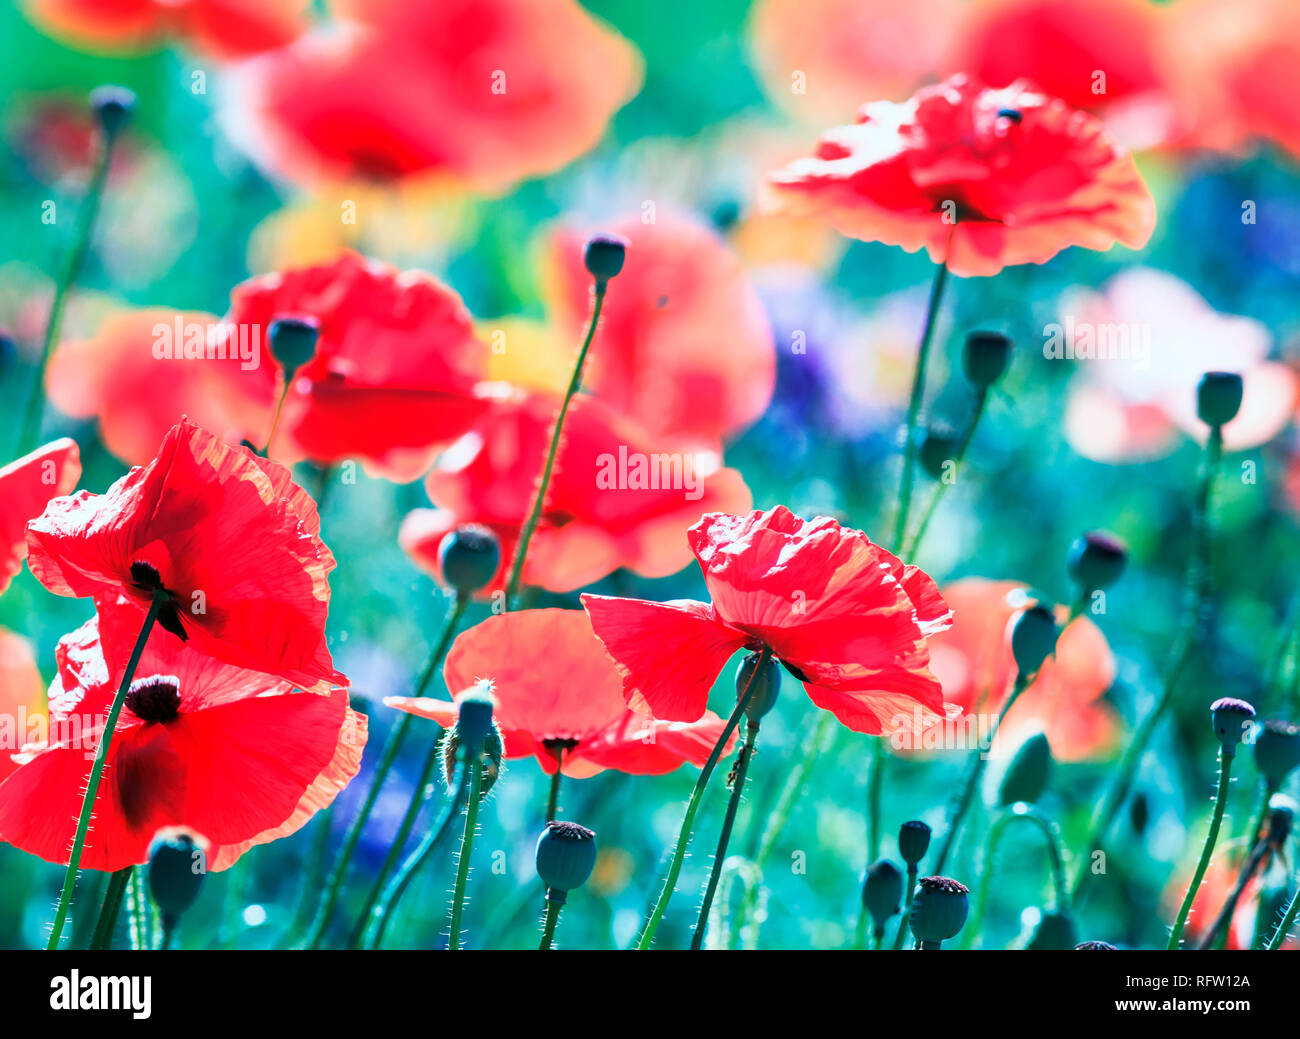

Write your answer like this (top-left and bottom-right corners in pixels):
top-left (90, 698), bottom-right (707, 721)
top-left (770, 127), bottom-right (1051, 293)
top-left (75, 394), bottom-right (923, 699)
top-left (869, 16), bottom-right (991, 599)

top-left (438, 525), bottom-right (501, 595)
top-left (1027, 909), bottom-right (1078, 950)
top-left (1210, 697), bottom-right (1256, 753)
top-left (1254, 720), bottom-right (1300, 789)
top-left (1197, 371), bottom-right (1243, 428)
top-left (268, 316), bottom-right (319, 374)
top-left (919, 424), bottom-right (959, 480)
top-left (90, 85), bottom-right (135, 139)
top-left (535, 820), bottom-right (597, 901)
top-left (441, 724), bottom-right (504, 796)
top-left (862, 859), bottom-right (904, 931)
top-left (584, 233), bottom-right (628, 287)
top-left (898, 819), bottom-right (932, 867)
top-left (454, 686), bottom-right (496, 755)
top-left (147, 829), bottom-right (207, 925)
top-left (1011, 605), bottom-right (1058, 676)
top-left (998, 732), bottom-right (1052, 806)
top-left (736, 650), bottom-right (781, 723)
top-left (910, 876), bottom-right (969, 947)
top-left (962, 330), bottom-right (1012, 389)
top-left (1074, 939), bottom-right (1118, 950)
top-left (1067, 531), bottom-right (1126, 594)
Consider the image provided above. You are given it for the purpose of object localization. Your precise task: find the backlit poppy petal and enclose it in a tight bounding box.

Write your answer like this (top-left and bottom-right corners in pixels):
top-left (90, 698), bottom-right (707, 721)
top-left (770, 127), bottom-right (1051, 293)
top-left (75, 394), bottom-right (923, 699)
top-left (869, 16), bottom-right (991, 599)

top-left (0, 437), bottom-right (80, 595)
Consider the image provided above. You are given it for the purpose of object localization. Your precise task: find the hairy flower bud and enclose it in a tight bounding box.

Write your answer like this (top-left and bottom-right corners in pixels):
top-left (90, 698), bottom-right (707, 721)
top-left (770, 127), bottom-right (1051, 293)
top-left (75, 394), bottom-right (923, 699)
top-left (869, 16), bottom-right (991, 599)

top-left (1011, 605), bottom-right (1058, 677)
top-left (1196, 371), bottom-right (1243, 428)
top-left (1254, 720), bottom-right (1300, 789)
top-left (147, 828), bottom-right (207, 925)
top-left (862, 859), bottom-right (904, 931)
top-left (998, 732), bottom-right (1053, 806)
top-left (898, 819), bottom-right (932, 867)
top-left (584, 233), bottom-right (628, 287)
top-left (268, 315), bottom-right (319, 374)
top-left (1067, 531), bottom-right (1126, 594)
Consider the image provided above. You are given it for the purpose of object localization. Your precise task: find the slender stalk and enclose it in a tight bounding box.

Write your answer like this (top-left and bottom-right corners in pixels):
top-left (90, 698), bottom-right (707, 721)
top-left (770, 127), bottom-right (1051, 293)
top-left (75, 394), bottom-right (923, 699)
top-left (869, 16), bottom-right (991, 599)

top-left (263, 373), bottom-right (294, 456)
top-left (127, 868), bottom-right (147, 951)
top-left (303, 593), bottom-right (466, 948)
top-left (88, 869), bottom-right (131, 951)
top-left (1267, 884), bottom-right (1300, 950)
top-left (892, 865), bottom-right (919, 950)
top-left (448, 752), bottom-right (485, 950)
top-left (905, 388), bottom-right (988, 557)
top-left (46, 597), bottom-right (160, 950)
top-left (504, 287), bottom-right (606, 606)
top-left (546, 750), bottom-right (564, 823)
top-left (691, 720), bottom-right (759, 950)
top-left (1199, 784), bottom-right (1274, 950)
top-left (1072, 429), bottom-right (1223, 901)
top-left (961, 807), bottom-right (1068, 949)
top-left (538, 895), bottom-right (563, 951)
top-left (866, 740), bottom-right (884, 864)
top-left (1167, 748), bottom-right (1236, 949)
top-left (853, 904), bottom-right (871, 950)
top-left (17, 122), bottom-right (117, 456)
top-left (637, 647), bottom-right (771, 950)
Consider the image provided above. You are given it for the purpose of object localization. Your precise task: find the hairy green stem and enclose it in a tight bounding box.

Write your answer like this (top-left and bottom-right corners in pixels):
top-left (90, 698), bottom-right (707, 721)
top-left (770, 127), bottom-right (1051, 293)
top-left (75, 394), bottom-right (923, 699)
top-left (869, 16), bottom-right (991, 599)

top-left (1168, 748), bottom-right (1235, 949)
top-left (905, 388), bottom-right (988, 557)
top-left (961, 807), bottom-right (1068, 949)
top-left (691, 721), bottom-right (759, 950)
top-left (538, 896), bottom-right (563, 951)
top-left (88, 869), bottom-right (131, 951)
top-left (448, 751), bottom-right (485, 950)
top-left (1200, 783), bottom-right (1275, 950)
top-left (1267, 883), bottom-right (1300, 950)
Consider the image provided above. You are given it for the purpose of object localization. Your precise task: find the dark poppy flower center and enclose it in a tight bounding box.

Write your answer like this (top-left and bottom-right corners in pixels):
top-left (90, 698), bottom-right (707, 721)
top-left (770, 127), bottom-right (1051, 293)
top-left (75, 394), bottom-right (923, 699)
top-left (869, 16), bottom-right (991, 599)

top-left (125, 675), bottom-right (182, 723)
top-left (129, 560), bottom-right (189, 643)
top-left (997, 108), bottom-right (1023, 123)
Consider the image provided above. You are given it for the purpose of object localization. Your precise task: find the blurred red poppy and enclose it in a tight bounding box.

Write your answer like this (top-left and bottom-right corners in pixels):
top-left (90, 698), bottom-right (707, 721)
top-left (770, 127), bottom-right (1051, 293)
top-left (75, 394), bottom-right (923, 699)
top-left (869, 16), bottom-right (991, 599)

top-left (219, 252), bottom-right (492, 480)
top-left (0, 607), bottom-right (363, 872)
top-left (0, 437), bottom-right (81, 595)
top-left (22, 0), bottom-right (309, 59)
top-left (765, 74), bottom-right (1156, 277)
top-left (583, 506), bottom-right (952, 735)
top-left (926, 578), bottom-right (1119, 761)
top-left (223, 0), bottom-right (641, 190)
top-left (545, 213), bottom-right (775, 448)
top-left (400, 390), bottom-right (753, 594)
top-left (0, 629), bottom-right (45, 784)
top-left (386, 609), bottom-right (733, 778)
top-left (25, 419), bottom-right (342, 692)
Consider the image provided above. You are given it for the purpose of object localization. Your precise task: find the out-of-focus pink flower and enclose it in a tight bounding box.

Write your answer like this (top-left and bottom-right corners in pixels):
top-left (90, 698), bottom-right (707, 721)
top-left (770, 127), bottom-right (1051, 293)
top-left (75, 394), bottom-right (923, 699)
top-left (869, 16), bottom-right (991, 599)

top-left (0, 629), bottom-right (44, 784)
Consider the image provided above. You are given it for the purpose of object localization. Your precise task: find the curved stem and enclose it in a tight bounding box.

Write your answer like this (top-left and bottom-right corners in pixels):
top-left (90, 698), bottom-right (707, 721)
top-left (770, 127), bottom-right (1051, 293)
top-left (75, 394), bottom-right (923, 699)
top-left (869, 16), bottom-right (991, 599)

top-left (262, 370), bottom-right (295, 457)
top-left (1168, 749), bottom-right (1235, 949)
top-left (637, 647), bottom-right (771, 950)
top-left (448, 752), bottom-right (485, 950)
top-left (691, 720), bottom-right (759, 950)
top-left (961, 807), bottom-right (1068, 949)
top-left (88, 869), bottom-right (131, 951)
top-left (905, 388), bottom-right (988, 557)
top-left (504, 286), bottom-right (606, 607)
top-left (303, 593), bottom-right (466, 948)
top-left (1267, 883), bottom-right (1300, 950)
top-left (46, 596), bottom-right (160, 950)
top-left (538, 896), bottom-right (564, 951)
top-left (892, 865), bottom-right (919, 950)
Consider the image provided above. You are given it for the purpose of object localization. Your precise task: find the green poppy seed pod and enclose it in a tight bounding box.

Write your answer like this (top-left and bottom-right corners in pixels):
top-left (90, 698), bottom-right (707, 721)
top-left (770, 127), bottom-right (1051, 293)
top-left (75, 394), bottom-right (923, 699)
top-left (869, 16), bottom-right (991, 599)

top-left (268, 316), bottom-right (319, 374)
top-left (438, 525), bottom-right (501, 595)
top-left (910, 876), bottom-right (969, 946)
top-left (90, 85), bottom-right (135, 138)
top-left (898, 820), bottom-right (932, 867)
top-left (1027, 909), bottom-right (1078, 950)
top-left (1067, 531), bottom-right (1127, 594)
top-left (583, 233), bottom-right (628, 287)
top-left (736, 650), bottom-right (781, 723)
top-left (962, 330), bottom-right (1012, 389)
top-left (1254, 720), bottom-right (1300, 789)
top-left (146, 829), bottom-right (206, 923)
top-left (1210, 697), bottom-right (1256, 753)
top-left (535, 821), bottom-right (597, 899)
top-left (1074, 939), bottom-right (1118, 950)
top-left (861, 859), bottom-right (904, 930)
top-left (1011, 605), bottom-right (1058, 677)
top-left (918, 424), bottom-right (960, 481)
top-left (1197, 371), bottom-right (1243, 428)
top-left (997, 732), bottom-right (1053, 806)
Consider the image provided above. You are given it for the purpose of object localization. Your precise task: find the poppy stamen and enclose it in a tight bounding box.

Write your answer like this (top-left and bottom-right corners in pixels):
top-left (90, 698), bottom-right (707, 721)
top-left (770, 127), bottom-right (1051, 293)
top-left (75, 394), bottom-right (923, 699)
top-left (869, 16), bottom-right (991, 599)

top-left (129, 560), bottom-right (189, 642)
top-left (125, 675), bottom-right (182, 723)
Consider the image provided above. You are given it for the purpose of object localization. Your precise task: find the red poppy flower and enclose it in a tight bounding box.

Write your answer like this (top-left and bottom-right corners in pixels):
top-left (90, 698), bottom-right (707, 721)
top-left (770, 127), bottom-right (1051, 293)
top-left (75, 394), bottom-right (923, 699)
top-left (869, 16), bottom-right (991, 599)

top-left (0, 437), bottom-right (81, 595)
top-left (25, 419), bottom-right (342, 692)
top-left (46, 307), bottom-right (268, 467)
top-left (0, 606), bottom-right (363, 872)
top-left (22, 0), bottom-right (309, 59)
top-left (400, 390), bottom-right (753, 594)
top-left (545, 213), bottom-right (776, 448)
top-left (765, 74), bottom-right (1156, 277)
top-left (582, 506), bottom-right (952, 735)
top-left (0, 629), bottom-right (45, 784)
top-left (386, 609), bottom-right (733, 778)
top-left (222, 0), bottom-right (642, 190)
top-left (925, 578), bottom-right (1119, 761)
top-left (218, 252), bottom-right (492, 480)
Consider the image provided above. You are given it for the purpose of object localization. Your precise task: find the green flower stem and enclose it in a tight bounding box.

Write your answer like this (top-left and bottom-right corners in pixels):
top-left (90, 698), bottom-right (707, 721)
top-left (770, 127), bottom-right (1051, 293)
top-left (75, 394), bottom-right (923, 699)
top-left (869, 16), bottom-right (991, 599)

top-left (866, 739), bottom-right (884, 863)
top-left (961, 807), bottom-right (1068, 950)
top-left (262, 365), bottom-right (297, 456)
top-left (303, 592), bottom-right (466, 949)
top-left (691, 720), bottom-right (760, 950)
top-left (891, 865), bottom-right (919, 950)
top-left (1168, 748), bottom-right (1236, 949)
top-left (286, 805), bottom-right (333, 939)
top-left (1072, 428), bottom-right (1223, 902)
top-left (931, 672), bottom-right (1031, 875)
top-left (538, 895), bottom-right (564, 951)
top-left (17, 122), bottom-right (118, 457)
top-left (546, 751), bottom-right (564, 822)
top-left (46, 596), bottom-right (160, 951)
top-left (504, 285), bottom-right (607, 607)
top-left (448, 748), bottom-right (486, 951)
top-left (88, 868), bottom-right (131, 951)
top-left (1266, 883), bottom-right (1300, 950)
top-left (889, 253), bottom-right (952, 553)
top-left (636, 646), bottom-right (771, 950)
top-left (127, 868), bottom-right (147, 951)
top-left (364, 766), bottom-right (468, 950)
top-left (904, 388), bottom-right (988, 558)
top-left (852, 904), bottom-right (871, 950)
top-left (1199, 783), bottom-right (1275, 950)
